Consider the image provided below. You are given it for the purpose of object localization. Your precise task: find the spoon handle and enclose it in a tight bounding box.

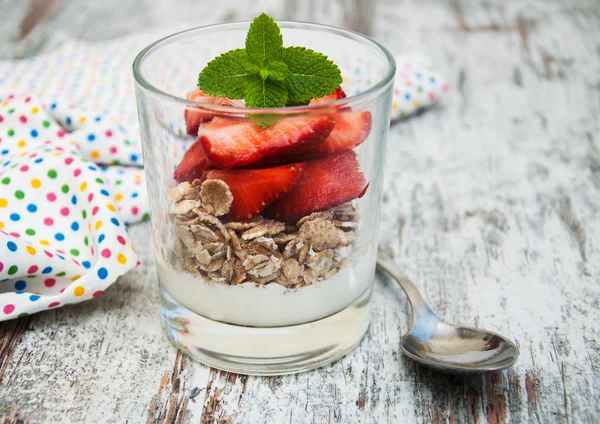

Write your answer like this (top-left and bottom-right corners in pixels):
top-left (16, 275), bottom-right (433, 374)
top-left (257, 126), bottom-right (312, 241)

top-left (376, 252), bottom-right (436, 320)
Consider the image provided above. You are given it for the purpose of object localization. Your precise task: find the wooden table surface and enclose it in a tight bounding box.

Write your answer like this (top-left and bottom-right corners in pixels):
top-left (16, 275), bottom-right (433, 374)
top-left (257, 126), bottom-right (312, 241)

top-left (1, 0), bottom-right (599, 422)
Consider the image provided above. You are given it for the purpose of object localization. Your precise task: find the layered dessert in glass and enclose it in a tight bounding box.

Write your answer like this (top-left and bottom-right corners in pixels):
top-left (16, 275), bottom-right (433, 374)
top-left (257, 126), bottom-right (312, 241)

top-left (134, 16), bottom-right (395, 374)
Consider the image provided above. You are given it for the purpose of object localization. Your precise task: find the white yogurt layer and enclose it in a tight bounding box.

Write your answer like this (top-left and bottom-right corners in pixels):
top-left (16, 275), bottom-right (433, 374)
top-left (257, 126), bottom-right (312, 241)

top-left (157, 248), bottom-right (375, 327)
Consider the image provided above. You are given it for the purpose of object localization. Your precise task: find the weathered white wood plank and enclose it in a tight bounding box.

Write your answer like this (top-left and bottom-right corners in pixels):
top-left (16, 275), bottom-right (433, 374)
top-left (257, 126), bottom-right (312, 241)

top-left (0, 0), bottom-right (599, 422)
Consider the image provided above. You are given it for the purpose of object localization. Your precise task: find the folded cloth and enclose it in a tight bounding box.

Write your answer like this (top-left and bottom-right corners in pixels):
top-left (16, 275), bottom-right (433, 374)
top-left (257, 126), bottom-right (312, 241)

top-left (391, 54), bottom-right (449, 120)
top-left (0, 35), bottom-right (156, 320)
top-left (0, 31), bottom-right (448, 321)
top-left (0, 94), bottom-right (139, 319)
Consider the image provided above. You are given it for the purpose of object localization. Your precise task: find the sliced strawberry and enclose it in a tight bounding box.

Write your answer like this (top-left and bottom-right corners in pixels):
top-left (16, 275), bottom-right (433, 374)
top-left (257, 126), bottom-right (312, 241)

top-left (264, 150), bottom-right (367, 223)
top-left (174, 139), bottom-right (212, 183)
top-left (206, 163), bottom-right (306, 221)
top-left (296, 111), bottom-right (372, 160)
top-left (358, 182), bottom-right (369, 198)
top-left (185, 89), bottom-right (244, 136)
top-left (309, 87), bottom-right (347, 105)
top-left (198, 114), bottom-right (335, 169)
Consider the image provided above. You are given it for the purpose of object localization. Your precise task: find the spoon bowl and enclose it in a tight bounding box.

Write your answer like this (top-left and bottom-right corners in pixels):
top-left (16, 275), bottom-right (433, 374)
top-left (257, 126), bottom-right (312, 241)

top-left (402, 320), bottom-right (519, 373)
top-left (377, 252), bottom-right (519, 374)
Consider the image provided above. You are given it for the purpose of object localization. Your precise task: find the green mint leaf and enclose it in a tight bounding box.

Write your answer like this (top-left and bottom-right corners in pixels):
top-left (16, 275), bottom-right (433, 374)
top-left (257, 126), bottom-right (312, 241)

top-left (246, 13), bottom-right (283, 64)
top-left (282, 46), bottom-right (343, 103)
top-left (285, 98), bottom-right (311, 107)
top-left (198, 49), bottom-right (258, 99)
top-left (197, 13), bottom-right (343, 111)
top-left (251, 114), bottom-right (280, 128)
top-left (244, 74), bottom-right (287, 108)
top-left (264, 60), bottom-right (291, 82)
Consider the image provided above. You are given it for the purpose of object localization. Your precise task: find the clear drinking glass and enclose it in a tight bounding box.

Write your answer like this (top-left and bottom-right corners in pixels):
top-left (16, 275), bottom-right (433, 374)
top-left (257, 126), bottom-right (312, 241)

top-left (133, 21), bottom-right (395, 375)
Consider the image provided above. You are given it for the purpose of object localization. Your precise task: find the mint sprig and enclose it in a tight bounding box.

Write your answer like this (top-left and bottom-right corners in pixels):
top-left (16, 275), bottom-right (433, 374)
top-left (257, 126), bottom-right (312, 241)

top-left (197, 13), bottom-right (342, 109)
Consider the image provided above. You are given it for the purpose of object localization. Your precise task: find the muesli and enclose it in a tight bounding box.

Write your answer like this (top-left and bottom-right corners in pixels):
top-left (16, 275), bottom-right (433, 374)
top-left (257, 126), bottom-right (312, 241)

top-left (168, 179), bottom-right (359, 288)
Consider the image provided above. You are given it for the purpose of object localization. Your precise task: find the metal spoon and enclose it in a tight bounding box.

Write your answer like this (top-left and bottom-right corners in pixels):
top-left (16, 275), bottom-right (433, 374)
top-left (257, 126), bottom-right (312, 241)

top-left (376, 252), bottom-right (519, 373)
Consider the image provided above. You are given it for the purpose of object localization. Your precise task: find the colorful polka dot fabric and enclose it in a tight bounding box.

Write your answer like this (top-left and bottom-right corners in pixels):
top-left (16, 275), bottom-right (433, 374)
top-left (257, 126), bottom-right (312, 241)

top-left (0, 43), bottom-right (144, 166)
top-left (391, 54), bottom-right (448, 120)
top-left (336, 53), bottom-right (448, 120)
top-left (0, 95), bottom-right (140, 320)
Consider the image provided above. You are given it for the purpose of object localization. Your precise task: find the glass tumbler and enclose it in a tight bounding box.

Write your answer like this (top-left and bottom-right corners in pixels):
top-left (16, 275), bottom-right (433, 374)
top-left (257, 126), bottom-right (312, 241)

top-left (133, 21), bottom-right (395, 375)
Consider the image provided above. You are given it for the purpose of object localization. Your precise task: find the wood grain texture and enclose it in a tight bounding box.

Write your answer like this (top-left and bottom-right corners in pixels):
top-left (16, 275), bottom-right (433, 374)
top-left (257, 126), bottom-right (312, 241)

top-left (0, 0), bottom-right (599, 422)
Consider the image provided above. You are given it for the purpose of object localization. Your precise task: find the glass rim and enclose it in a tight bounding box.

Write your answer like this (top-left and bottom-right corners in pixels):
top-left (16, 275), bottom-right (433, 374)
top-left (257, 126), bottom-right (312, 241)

top-left (132, 20), bottom-right (396, 114)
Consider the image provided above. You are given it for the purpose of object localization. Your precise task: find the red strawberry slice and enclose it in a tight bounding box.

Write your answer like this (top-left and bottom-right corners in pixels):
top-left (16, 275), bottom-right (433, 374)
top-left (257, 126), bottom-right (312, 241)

top-left (174, 139), bottom-right (212, 183)
top-left (206, 163), bottom-right (306, 221)
top-left (264, 150), bottom-right (367, 223)
top-left (358, 182), bottom-right (369, 198)
top-left (297, 111), bottom-right (372, 160)
top-left (309, 87), bottom-right (347, 105)
top-left (185, 89), bottom-right (244, 136)
top-left (198, 114), bottom-right (335, 169)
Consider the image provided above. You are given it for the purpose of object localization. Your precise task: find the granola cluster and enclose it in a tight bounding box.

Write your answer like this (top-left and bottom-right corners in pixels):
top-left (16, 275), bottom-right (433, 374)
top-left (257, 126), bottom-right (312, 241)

top-left (168, 179), bottom-right (358, 288)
